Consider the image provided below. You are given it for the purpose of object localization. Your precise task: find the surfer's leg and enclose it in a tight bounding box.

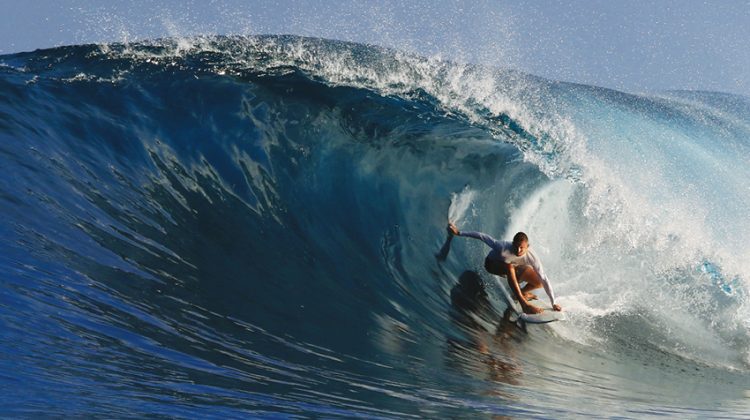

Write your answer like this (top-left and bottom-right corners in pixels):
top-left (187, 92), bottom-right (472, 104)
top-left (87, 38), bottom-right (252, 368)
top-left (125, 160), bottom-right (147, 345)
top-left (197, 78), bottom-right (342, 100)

top-left (518, 266), bottom-right (542, 300)
top-left (485, 258), bottom-right (541, 314)
top-left (485, 257), bottom-right (521, 300)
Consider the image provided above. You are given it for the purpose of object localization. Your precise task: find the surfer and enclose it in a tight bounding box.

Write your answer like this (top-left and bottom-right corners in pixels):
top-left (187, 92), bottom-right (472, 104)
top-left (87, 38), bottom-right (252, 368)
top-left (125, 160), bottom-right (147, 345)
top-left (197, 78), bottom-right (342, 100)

top-left (447, 223), bottom-right (562, 314)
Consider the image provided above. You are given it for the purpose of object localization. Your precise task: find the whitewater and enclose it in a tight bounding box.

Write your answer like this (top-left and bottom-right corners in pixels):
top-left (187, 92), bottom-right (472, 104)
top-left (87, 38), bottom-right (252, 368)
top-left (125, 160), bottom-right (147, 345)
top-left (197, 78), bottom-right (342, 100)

top-left (1, 35), bottom-right (749, 418)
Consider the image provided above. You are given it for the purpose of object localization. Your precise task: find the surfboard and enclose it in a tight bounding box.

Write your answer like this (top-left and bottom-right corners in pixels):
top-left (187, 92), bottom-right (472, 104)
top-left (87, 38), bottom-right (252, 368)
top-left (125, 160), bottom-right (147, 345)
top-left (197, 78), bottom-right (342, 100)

top-left (495, 276), bottom-right (565, 324)
top-left (519, 303), bottom-right (566, 324)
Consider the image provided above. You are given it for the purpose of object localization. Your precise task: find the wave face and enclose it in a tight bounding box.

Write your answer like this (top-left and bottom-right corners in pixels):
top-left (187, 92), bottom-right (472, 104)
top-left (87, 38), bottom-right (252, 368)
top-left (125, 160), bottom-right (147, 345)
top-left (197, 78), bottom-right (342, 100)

top-left (2, 36), bottom-right (750, 417)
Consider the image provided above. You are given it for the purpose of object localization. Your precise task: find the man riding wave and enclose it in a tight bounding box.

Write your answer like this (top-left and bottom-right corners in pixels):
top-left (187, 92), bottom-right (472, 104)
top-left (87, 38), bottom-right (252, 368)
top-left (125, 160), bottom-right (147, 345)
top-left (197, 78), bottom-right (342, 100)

top-left (448, 223), bottom-right (562, 315)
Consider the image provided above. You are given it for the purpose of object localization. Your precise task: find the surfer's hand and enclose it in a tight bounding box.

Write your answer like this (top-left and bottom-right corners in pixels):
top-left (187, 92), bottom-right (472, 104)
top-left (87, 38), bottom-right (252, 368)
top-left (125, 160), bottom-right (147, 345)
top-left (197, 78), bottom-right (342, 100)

top-left (552, 304), bottom-right (562, 312)
top-left (447, 223), bottom-right (459, 236)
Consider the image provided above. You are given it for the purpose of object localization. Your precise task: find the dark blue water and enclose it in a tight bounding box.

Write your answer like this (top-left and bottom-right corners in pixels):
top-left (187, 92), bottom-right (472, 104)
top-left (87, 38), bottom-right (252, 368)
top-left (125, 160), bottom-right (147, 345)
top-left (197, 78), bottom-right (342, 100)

top-left (2, 35), bottom-right (749, 418)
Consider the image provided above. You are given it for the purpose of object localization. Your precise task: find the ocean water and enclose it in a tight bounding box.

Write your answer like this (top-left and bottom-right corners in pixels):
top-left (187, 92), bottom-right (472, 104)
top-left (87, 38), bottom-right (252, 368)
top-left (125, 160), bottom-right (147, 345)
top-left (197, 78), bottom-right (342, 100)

top-left (1, 35), bottom-right (749, 418)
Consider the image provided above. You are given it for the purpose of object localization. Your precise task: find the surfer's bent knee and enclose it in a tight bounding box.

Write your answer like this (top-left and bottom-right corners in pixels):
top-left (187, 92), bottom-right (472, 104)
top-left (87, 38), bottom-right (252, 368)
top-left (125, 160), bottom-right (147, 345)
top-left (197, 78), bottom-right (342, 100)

top-left (520, 266), bottom-right (542, 286)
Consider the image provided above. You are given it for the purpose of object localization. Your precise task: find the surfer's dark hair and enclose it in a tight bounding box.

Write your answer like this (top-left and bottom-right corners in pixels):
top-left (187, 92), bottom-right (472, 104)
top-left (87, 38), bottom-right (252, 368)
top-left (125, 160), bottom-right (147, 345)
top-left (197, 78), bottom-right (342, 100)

top-left (513, 232), bottom-right (529, 246)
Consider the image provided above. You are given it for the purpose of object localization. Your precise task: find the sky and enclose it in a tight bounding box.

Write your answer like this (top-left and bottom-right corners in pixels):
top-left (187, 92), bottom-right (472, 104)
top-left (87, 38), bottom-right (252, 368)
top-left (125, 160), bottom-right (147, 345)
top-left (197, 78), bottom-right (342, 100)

top-left (1, 0), bottom-right (749, 96)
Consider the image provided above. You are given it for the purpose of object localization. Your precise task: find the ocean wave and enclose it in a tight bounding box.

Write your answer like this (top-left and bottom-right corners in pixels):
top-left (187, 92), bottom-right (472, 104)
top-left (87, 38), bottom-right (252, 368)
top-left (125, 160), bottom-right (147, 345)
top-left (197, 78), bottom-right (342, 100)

top-left (2, 35), bottom-right (749, 417)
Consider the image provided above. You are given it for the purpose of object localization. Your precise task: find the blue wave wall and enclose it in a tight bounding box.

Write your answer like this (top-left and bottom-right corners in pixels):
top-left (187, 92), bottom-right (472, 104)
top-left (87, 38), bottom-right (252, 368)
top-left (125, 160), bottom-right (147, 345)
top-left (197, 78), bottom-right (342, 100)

top-left (2, 36), bottom-right (749, 417)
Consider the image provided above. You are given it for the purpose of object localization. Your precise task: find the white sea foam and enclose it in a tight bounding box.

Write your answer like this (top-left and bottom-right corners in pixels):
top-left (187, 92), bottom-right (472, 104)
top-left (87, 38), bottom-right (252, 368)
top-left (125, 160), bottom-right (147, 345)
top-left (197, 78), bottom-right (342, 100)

top-left (448, 186), bottom-right (477, 226)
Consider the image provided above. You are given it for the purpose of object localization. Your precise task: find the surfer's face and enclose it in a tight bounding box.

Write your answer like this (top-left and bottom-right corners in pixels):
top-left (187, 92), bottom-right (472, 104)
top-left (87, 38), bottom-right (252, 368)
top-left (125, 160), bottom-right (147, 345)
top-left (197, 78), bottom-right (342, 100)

top-left (514, 241), bottom-right (528, 257)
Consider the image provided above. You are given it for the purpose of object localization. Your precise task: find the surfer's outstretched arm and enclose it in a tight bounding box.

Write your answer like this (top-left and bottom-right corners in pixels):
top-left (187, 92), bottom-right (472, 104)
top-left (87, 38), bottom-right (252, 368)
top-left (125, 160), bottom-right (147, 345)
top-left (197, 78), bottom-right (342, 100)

top-left (447, 223), bottom-right (503, 249)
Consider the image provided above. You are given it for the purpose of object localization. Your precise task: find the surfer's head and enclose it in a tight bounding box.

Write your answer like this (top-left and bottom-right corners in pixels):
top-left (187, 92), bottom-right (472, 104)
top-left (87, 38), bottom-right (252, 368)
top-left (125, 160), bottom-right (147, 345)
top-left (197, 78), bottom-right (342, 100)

top-left (512, 232), bottom-right (529, 256)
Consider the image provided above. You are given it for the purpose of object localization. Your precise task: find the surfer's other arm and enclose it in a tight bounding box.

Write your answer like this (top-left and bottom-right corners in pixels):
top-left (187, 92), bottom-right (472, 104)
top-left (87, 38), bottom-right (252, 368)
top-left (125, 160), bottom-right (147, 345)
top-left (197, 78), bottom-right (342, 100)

top-left (525, 249), bottom-right (561, 311)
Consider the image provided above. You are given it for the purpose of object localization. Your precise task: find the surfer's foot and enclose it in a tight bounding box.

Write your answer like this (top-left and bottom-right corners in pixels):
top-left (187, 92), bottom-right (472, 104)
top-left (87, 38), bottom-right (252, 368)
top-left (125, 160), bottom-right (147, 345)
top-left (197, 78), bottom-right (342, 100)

top-left (522, 303), bottom-right (543, 314)
top-left (523, 292), bottom-right (538, 301)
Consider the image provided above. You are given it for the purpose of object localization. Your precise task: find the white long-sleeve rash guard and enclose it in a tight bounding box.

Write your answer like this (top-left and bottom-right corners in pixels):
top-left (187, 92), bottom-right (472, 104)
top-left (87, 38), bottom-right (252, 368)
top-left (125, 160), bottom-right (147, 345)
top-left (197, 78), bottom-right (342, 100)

top-left (460, 230), bottom-right (557, 306)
